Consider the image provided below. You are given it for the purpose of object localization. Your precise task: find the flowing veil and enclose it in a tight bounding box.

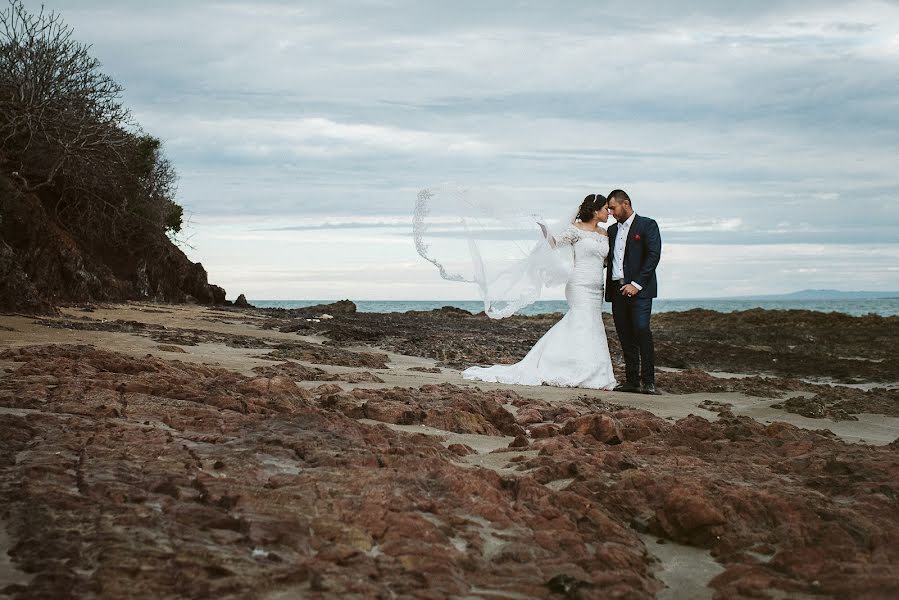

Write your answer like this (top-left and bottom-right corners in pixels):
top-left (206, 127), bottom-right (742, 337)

top-left (413, 185), bottom-right (578, 319)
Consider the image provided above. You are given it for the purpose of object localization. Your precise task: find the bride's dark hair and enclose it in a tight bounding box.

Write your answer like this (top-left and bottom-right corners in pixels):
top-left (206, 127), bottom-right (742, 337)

top-left (577, 193), bottom-right (607, 222)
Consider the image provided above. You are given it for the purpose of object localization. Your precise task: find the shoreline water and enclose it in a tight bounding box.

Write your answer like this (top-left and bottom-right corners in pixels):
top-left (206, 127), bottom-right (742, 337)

top-left (251, 297), bottom-right (899, 317)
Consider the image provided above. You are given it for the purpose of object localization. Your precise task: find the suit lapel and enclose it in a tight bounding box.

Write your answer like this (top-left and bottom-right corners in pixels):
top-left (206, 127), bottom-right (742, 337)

top-left (625, 215), bottom-right (640, 251)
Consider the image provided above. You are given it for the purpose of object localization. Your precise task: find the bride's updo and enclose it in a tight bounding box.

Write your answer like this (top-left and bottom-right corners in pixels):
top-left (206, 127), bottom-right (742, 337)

top-left (577, 193), bottom-right (607, 222)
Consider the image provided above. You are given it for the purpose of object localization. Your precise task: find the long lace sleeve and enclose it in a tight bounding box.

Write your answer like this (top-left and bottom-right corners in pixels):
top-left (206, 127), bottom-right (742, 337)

top-left (557, 225), bottom-right (579, 247)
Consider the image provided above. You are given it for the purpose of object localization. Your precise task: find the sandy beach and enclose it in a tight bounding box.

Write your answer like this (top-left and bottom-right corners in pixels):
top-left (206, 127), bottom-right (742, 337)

top-left (1, 302), bottom-right (897, 598)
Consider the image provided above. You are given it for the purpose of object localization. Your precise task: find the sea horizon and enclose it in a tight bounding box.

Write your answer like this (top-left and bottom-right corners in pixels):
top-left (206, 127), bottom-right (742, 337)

top-left (250, 297), bottom-right (899, 318)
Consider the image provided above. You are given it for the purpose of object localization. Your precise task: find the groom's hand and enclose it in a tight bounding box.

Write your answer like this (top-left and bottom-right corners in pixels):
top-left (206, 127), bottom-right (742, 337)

top-left (620, 284), bottom-right (639, 297)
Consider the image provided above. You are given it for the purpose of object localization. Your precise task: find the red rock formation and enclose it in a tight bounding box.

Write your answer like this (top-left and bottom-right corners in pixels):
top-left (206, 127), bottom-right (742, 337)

top-left (352, 383), bottom-right (525, 437)
top-left (0, 344), bottom-right (661, 598)
top-left (2, 344), bottom-right (897, 598)
top-left (523, 410), bottom-right (899, 598)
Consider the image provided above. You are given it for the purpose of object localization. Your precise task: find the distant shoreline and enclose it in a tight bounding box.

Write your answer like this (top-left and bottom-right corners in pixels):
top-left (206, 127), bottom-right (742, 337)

top-left (250, 297), bottom-right (899, 318)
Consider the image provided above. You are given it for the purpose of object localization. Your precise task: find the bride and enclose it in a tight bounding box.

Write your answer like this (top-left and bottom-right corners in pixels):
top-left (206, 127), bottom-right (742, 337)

top-left (462, 194), bottom-right (617, 390)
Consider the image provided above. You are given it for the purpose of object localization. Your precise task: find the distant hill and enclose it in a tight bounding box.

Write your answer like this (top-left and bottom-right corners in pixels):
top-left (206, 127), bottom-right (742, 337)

top-left (740, 289), bottom-right (899, 300)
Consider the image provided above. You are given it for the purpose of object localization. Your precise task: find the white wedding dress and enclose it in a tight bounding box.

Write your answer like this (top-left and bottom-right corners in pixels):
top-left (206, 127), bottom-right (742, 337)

top-left (463, 224), bottom-right (618, 390)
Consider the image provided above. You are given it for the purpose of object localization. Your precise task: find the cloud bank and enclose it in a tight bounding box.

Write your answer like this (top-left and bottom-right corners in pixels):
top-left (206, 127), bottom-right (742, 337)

top-left (26, 0), bottom-right (899, 298)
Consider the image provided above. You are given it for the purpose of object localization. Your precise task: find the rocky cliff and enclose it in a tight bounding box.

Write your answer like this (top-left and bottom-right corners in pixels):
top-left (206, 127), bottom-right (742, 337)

top-left (0, 174), bottom-right (225, 314)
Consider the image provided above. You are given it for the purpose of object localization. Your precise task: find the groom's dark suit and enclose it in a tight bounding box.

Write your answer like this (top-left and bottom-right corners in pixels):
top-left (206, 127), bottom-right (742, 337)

top-left (605, 214), bottom-right (662, 387)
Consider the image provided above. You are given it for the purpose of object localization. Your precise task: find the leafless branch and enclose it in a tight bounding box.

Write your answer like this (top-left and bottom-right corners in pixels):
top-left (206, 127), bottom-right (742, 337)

top-left (1, 0), bottom-right (184, 247)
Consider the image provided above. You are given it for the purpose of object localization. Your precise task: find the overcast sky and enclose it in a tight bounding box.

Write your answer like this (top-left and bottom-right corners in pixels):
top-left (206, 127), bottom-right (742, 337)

top-left (25, 0), bottom-right (899, 300)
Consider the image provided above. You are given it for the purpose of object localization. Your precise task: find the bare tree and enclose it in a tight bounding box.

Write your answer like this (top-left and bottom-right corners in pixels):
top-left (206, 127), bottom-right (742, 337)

top-left (1, 0), bottom-right (129, 188)
top-left (0, 0), bottom-right (182, 244)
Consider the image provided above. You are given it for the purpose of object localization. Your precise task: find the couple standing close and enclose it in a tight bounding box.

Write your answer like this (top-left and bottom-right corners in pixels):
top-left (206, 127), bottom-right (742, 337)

top-left (463, 190), bottom-right (662, 395)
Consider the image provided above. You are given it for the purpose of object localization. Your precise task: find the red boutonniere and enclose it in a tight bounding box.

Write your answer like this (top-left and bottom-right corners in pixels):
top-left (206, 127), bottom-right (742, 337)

top-left (633, 234), bottom-right (641, 241)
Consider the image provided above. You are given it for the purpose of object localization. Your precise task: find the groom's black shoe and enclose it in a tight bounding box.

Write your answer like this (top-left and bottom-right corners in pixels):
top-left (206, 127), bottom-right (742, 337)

top-left (641, 383), bottom-right (661, 395)
top-left (613, 382), bottom-right (641, 393)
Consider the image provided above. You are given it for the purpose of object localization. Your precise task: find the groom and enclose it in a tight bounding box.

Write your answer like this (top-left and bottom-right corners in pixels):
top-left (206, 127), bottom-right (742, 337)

top-left (604, 190), bottom-right (662, 394)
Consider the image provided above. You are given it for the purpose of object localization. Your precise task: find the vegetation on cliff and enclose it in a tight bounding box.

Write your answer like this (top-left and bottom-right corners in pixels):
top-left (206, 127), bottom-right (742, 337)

top-left (0, 0), bottom-right (224, 313)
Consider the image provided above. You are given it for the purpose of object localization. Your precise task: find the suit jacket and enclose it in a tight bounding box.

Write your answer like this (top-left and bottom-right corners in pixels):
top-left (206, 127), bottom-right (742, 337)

top-left (605, 214), bottom-right (662, 302)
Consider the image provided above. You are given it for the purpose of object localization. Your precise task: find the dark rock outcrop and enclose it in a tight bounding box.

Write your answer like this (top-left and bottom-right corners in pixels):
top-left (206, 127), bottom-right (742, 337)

top-left (0, 175), bottom-right (225, 314)
top-left (234, 293), bottom-right (253, 308)
top-left (263, 299), bottom-right (357, 320)
top-left (262, 307), bottom-right (899, 384)
top-left (301, 299), bottom-right (357, 315)
top-left (0, 239), bottom-right (56, 314)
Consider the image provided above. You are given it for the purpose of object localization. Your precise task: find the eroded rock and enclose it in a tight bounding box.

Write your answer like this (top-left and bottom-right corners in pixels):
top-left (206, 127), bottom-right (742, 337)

top-left (0, 344), bottom-right (661, 599)
top-left (522, 410), bottom-right (899, 598)
top-left (349, 383), bottom-right (526, 437)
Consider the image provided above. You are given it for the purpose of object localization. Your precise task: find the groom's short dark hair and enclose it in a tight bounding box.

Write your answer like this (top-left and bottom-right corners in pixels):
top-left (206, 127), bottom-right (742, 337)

top-left (607, 189), bottom-right (631, 206)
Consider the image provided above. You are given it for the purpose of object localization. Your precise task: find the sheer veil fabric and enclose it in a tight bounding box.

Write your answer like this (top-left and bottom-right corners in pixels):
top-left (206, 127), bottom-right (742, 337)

top-left (413, 185), bottom-right (574, 318)
top-left (414, 186), bottom-right (617, 390)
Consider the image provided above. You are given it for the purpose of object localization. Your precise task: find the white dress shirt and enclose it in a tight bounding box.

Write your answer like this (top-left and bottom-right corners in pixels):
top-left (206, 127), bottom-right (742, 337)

top-left (612, 213), bottom-right (642, 290)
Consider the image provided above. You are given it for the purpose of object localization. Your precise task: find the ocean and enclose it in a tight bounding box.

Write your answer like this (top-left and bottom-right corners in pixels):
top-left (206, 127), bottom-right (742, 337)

top-left (251, 298), bottom-right (899, 317)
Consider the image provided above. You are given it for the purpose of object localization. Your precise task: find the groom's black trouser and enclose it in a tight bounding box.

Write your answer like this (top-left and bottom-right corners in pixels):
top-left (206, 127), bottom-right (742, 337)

top-left (610, 282), bottom-right (655, 386)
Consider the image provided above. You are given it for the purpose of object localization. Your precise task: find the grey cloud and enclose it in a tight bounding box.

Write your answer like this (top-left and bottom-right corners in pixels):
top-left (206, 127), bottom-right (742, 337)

top-left (17, 0), bottom-right (899, 293)
top-left (826, 22), bottom-right (876, 33)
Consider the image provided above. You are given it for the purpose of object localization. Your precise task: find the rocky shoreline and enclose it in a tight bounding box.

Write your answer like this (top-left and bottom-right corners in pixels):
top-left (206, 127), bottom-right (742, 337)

top-left (253, 303), bottom-right (898, 421)
top-left (253, 303), bottom-right (899, 379)
top-left (1, 302), bottom-right (897, 598)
